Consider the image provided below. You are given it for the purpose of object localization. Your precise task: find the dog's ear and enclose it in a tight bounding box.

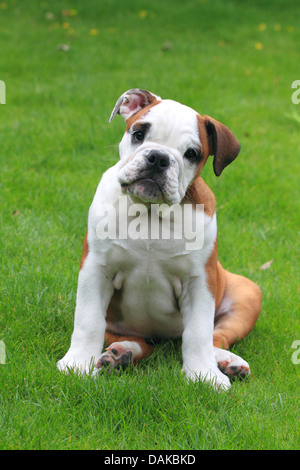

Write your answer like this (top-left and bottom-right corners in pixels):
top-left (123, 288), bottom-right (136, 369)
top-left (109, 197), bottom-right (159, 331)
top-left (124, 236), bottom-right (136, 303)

top-left (203, 115), bottom-right (241, 176)
top-left (109, 89), bottom-right (161, 122)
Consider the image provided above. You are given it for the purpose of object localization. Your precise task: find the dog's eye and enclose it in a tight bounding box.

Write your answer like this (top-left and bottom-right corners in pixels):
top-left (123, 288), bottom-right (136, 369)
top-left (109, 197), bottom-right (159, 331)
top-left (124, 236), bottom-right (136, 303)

top-left (132, 130), bottom-right (145, 143)
top-left (183, 148), bottom-right (201, 163)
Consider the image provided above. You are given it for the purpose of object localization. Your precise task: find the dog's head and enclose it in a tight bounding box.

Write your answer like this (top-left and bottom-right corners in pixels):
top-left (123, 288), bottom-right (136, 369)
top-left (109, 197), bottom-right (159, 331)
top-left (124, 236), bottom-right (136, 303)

top-left (109, 89), bottom-right (240, 205)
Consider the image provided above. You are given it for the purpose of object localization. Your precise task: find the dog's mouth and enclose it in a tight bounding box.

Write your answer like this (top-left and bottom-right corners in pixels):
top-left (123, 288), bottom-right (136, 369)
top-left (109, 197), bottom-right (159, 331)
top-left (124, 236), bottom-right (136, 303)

top-left (121, 178), bottom-right (165, 203)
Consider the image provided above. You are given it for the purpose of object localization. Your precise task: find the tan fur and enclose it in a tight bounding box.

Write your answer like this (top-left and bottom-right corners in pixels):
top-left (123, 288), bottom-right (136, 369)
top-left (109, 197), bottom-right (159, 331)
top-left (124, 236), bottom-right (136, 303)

top-left (213, 270), bottom-right (262, 349)
top-left (183, 176), bottom-right (216, 217)
top-left (125, 100), bottom-right (161, 131)
top-left (104, 331), bottom-right (154, 362)
top-left (79, 230), bottom-right (89, 270)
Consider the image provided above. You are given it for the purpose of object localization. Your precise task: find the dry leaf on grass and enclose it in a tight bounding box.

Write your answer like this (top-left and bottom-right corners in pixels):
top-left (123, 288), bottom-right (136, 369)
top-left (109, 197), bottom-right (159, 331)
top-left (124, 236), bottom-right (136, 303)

top-left (260, 259), bottom-right (274, 270)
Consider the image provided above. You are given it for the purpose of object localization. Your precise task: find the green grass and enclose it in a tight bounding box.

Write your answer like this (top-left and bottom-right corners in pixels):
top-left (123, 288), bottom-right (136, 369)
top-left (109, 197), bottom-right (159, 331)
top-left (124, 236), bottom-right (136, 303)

top-left (0, 0), bottom-right (299, 450)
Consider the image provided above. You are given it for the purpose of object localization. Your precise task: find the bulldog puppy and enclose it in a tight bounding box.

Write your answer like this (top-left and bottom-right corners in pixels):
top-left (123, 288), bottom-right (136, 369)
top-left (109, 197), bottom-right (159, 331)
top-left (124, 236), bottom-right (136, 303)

top-left (57, 89), bottom-right (261, 390)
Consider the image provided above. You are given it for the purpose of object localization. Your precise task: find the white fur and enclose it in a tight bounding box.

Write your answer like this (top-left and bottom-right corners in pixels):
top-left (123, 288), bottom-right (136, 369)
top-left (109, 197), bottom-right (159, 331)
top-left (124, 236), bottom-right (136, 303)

top-left (118, 100), bottom-right (201, 204)
top-left (57, 99), bottom-right (230, 390)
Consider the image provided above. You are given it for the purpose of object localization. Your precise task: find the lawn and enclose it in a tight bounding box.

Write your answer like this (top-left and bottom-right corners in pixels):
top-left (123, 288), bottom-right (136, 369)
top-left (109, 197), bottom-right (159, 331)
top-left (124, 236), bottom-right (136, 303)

top-left (0, 0), bottom-right (299, 451)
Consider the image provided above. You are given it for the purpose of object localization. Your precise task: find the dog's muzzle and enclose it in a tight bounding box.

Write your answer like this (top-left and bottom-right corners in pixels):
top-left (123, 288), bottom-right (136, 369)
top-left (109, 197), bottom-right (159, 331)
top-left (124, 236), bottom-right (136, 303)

top-left (120, 150), bottom-right (172, 203)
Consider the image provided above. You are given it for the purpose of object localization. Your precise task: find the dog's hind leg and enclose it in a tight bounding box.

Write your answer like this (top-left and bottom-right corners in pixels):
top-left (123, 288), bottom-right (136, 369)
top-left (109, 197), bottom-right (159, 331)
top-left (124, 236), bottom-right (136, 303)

top-left (94, 331), bottom-right (154, 372)
top-left (213, 268), bottom-right (262, 350)
top-left (212, 268), bottom-right (261, 378)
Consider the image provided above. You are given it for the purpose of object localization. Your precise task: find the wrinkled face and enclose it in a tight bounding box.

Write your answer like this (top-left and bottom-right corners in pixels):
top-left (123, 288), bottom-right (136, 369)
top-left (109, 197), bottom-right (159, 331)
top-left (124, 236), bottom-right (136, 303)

top-left (117, 100), bottom-right (202, 205)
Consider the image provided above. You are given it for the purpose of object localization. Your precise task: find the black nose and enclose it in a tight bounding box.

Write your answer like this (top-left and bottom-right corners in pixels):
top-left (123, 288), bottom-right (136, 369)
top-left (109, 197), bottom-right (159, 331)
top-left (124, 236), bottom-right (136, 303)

top-left (146, 151), bottom-right (170, 170)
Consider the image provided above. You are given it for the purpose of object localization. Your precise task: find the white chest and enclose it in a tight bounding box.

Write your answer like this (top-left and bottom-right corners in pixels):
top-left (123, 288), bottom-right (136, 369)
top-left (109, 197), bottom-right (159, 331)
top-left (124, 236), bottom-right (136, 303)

top-left (87, 175), bottom-right (217, 338)
top-left (101, 227), bottom-right (215, 337)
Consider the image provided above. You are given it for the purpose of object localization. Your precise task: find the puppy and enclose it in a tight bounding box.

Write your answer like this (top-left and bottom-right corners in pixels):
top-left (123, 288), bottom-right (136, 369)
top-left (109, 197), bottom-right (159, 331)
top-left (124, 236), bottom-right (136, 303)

top-left (57, 89), bottom-right (261, 390)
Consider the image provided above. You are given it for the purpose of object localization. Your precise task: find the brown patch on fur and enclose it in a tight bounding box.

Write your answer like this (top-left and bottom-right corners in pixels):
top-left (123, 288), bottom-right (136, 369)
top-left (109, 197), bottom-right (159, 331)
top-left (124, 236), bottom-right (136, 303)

top-left (183, 176), bottom-right (216, 217)
top-left (80, 229), bottom-right (89, 270)
top-left (213, 270), bottom-right (262, 349)
top-left (125, 100), bottom-right (161, 131)
top-left (201, 114), bottom-right (241, 176)
top-left (104, 330), bottom-right (154, 362)
top-left (205, 241), bottom-right (226, 311)
top-left (196, 113), bottom-right (241, 177)
top-left (196, 114), bottom-right (210, 175)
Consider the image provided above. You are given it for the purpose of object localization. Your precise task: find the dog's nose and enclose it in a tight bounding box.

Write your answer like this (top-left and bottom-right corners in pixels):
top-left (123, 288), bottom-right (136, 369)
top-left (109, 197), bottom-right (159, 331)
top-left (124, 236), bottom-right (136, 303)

top-left (146, 151), bottom-right (170, 170)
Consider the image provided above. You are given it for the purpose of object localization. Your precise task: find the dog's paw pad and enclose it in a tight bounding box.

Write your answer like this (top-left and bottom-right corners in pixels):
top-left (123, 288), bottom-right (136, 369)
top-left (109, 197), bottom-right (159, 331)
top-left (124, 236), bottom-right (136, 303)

top-left (217, 357), bottom-right (250, 379)
top-left (119, 350), bottom-right (133, 367)
top-left (95, 350), bottom-right (117, 371)
top-left (217, 360), bottom-right (230, 374)
top-left (95, 343), bottom-right (134, 371)
top-left (227, 363), bottom-right (250, 379)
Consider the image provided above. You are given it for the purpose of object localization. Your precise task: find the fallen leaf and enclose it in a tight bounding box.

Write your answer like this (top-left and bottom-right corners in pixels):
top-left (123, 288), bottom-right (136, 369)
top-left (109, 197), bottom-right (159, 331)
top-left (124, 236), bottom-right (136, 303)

top-left (56, 44), bottom-right (70, 51)
top-left (260, 259), bottom-right (273, 270)
top-left (139, 10), bottom-right (148, 19)
top-left (258, 23), bottom-right (267, 31)
top-left (45, 12), bottom-right (55, 20)
top-left (161, 41), bottom-right (174, 52)
top-left (255, 42), bottom-right (263, 50)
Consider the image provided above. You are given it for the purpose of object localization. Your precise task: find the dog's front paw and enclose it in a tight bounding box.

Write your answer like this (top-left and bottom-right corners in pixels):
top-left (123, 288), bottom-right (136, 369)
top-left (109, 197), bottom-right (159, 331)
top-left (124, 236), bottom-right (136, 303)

top-left (182, 364), bottom-right (231, 391)
top-left (57, 350), bottom-right (96, 375)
